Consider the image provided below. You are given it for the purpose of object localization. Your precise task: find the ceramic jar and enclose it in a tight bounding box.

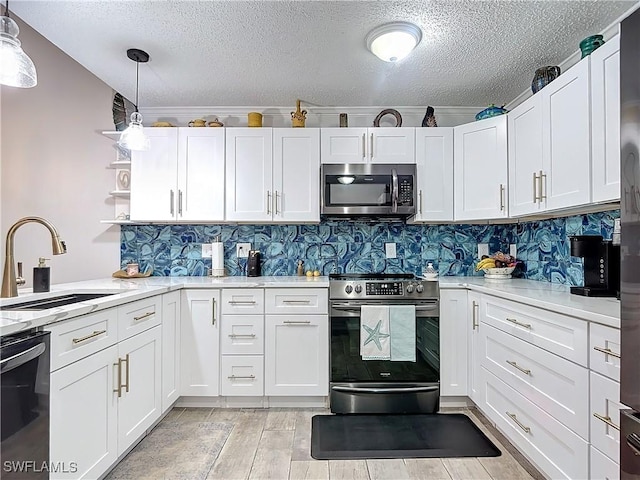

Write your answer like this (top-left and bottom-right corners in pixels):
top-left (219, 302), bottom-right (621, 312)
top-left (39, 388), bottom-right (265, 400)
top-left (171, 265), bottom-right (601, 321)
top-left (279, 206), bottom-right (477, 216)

top-left (531, 66), bottom-right (561, 94)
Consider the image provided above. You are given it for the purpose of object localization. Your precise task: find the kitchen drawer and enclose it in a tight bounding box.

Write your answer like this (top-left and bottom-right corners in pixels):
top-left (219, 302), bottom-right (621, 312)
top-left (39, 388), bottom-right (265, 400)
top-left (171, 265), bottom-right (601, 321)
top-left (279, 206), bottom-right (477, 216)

top-left (220, 315), bottom-right (264, 355)
top-left (482, 367), bottom-right (589, 480)
top-left (47, 308), bottom-right (118, 371)
top-left (482, 295), bottom-right (588, 366)
top-left (480, 323), bottom-right (589, 439)
top-left (220, 355), bottom-right (264, 396)
top-left (265, 288), bottom-right (328, 314)
top-left (222, 289), bottom-right (264, 314)
top-left (590, 445), bottom-right (620, 480)
top-left (590, 323), bottom-right (621, 382)
top-left (117, 296), bottom-right (161, 340)
top-left (590, 371), bottom-right (622, 463)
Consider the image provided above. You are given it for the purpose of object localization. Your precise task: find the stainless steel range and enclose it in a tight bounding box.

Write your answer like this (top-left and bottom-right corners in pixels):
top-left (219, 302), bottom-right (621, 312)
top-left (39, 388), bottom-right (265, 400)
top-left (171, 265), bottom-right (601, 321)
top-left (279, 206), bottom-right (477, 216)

top-left (329, 273), bottom-right (440, 414)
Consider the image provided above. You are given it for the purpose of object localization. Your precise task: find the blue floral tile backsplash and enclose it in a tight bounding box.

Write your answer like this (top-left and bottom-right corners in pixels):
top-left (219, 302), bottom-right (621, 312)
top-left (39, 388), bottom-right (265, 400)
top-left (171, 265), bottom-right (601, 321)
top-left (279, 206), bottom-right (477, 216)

top-left (120, 209), bottom-right (619, 287)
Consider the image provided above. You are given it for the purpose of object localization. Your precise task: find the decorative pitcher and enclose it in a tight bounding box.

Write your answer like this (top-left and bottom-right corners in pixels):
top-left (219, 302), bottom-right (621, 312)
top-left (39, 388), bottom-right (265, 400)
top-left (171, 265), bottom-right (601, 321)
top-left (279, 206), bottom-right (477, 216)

top-left (531, 66), bottom-right (561, 94)
top-left (291, 99), bottom-right (307, 128)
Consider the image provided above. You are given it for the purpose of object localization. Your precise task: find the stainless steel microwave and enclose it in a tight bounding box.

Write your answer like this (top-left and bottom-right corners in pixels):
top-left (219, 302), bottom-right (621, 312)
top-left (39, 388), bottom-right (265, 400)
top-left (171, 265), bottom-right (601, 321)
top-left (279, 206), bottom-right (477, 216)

top-left (321, 164), bottom-right (416, 218)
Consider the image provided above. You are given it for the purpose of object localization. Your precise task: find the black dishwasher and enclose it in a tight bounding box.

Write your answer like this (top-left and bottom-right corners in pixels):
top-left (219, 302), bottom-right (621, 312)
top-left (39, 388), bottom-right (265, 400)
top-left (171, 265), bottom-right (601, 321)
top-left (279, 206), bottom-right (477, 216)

top-left (1, 330), bottom-right (50, 479)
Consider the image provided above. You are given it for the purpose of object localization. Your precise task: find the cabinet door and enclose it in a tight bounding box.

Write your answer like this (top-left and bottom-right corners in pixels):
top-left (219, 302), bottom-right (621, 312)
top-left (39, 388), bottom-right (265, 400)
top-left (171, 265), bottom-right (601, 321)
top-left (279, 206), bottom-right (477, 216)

top-left (508, 94), bottom-right (544, 216)
top-left (541, 59), bottom-right (591, 210)
top-left (264, 315), bottom-right (328, 396)
top-left (161, 291), bottom-right (181, 412)
top-left (440, 289), bottom-right (468, 396)
top-left (273, 128), bottom-right (320, 222)
top-left (413, 127), bottom-right (454, 221)
top-left (454, 116), bottom-right (508, 221)
top-left (50, 345), bottom-right (118, 480)
top-left (467, 292), bottom-right (484, 408)
top-left (320, 128), bottom-right (368, 164)
top-left (177, 128), bottom-right (225, 221)
top-left (370, 127), bottom-right (416, 164)
top-left (591, 35), bottom-right (621, 203)
top-left (117, 325), bottom-right (162, 456)
top-left (130, 127), bottom-right (178, 222)
top-left (180, 290), bottom-right (220, 396)
top-left (225, 128), bottom-right (273, 221)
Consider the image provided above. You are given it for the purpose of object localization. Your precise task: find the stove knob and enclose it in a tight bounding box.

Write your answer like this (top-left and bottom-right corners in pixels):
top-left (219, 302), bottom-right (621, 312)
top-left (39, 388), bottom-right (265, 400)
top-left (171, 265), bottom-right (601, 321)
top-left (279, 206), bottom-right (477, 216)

top-left (406, 284), bottom-right (414, 293)
top-left (354, 284), bottom-right (362, 294)
top-left (416, 284), bottom-right (424, 293)
top-left (345, 285), bottom-right (353, 294)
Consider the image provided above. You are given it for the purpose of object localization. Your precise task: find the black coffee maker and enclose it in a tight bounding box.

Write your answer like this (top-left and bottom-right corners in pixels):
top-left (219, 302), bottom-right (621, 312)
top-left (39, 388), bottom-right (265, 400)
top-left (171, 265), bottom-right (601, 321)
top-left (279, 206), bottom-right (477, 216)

top-left (247, 250), bottom-right (261, 277)
top-left (569, 235), bottom-right (620, 297)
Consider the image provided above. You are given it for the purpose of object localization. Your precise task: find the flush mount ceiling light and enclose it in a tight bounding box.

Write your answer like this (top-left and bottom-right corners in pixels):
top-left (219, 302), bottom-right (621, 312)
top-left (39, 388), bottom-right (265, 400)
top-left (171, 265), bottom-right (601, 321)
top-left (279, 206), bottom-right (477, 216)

top-left (0, 0), bottom-right (37, 88)
top-left (366, 21), bottom-right (422, 63)
top-left (118, 48), bottom-right (150, 151)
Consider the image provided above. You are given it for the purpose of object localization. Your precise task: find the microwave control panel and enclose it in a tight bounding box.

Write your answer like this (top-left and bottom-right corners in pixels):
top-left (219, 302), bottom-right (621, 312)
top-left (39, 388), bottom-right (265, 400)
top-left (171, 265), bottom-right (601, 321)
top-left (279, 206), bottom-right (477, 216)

top-left (399, 178), bottom-right (413, 205)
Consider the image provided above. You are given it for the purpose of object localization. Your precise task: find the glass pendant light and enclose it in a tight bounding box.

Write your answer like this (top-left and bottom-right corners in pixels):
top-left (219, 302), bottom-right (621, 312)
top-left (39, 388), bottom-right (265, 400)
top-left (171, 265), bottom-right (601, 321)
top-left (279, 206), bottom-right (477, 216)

top-left (0, 0), bottom-right (37, 88)
top-left (118, 48), bottom-right (150, 151)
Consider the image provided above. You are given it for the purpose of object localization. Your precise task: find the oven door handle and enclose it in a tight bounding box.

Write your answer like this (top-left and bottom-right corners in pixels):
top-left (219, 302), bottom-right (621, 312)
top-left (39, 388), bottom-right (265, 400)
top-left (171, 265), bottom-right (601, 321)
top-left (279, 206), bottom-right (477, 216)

top-left (332, 385), bottom-right (439, 394)
top-left (0, 342), bottom-right (46, 374)
top-left (331, 303), bottom-right (438, 313)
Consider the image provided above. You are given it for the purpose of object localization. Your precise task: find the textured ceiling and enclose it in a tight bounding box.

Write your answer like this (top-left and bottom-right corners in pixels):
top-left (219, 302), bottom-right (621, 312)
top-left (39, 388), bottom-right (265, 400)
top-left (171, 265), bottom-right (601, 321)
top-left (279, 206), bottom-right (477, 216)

top-left (9, 0), bottom-right (638, 108)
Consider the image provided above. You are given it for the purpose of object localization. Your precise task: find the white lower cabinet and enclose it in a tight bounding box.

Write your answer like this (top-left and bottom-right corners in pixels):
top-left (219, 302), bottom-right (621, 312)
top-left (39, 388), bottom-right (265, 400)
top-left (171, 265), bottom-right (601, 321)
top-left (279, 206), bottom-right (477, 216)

top-left (161, 291), bottom-right (181, 411)
top-left (50, 345), bottom-right (118, 480)
top-left (221, 355), bottom-right (264, 396)
top-left (590, 445), bottom-right (620, 480)
top-left (483, 367), bottom-right (589, 480)
top-left (590, 371), bottom-right (622, 464)
top-left (467, 291), bottom-right (483, 408)
top-left (264, 314), bottom-right (328, 396)
top-left (439, 289), bottom-right (468, 396)
top-left (116, 325), bottom-right (162, 455)
top-left (180, 289), bottom-right (220, 396)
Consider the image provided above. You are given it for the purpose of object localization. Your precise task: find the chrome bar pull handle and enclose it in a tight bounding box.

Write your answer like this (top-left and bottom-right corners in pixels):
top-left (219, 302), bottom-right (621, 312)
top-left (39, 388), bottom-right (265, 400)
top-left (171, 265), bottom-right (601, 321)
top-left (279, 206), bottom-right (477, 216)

top-left (266, 191), bottom-right (271, 215)
top-left (170, 190), bottom-right (175, 216)
top-left (228, 334), bottom-right (256, 338)
top-left (113, 358), bottom-right (123, 397)
top-left (506, 360), bottom-right (531, 375)
top-left (228, 300), bottom-right (257, 305)
top-left (593, 412), bottom-right (620, 431)
top-left (499, 184), bottom-right (505, 211)
top-left (73, 330), bottom-right (107, 344)
top-left (123, 353), bottom-right (130, 393)
top-left (284, 320), bottom-right (311, 324)
top-left (419, 190), bottom-right (423, 215)
top-left (178, 190), bottom-right (183, 216)
top-left (593, 345), bottom-right (621, 359)
top-left (228, 375), bottom-right (256, 380)
top-left (282, 300), bottom-right (311, 304)
top-left (472, 301), bottom-right (479, 330)
top-left (362, 133), bottom-right (366, 159)
top-left (506, 317), bottom-right (532, 329)
top-left (212, 298), bottom-right (217, 325)
top-left (507, 412), bottom-right (531, 433)
top-left (533, 172), bottom-right (539, 203)
top-left (539, 170), bottom-right (547, 201)
top-left (370, 133), bottom-right (374, 159)
top-left (275, 191), bottom-right (280, 215)
top-left (133, 311), bottom-right (154, 322)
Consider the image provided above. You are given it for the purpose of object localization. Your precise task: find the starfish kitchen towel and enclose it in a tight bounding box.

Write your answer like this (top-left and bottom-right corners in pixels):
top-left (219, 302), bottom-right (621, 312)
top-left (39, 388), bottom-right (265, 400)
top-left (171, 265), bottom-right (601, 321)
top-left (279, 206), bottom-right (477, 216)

top-left (361, 305), bottom-right (391, 360)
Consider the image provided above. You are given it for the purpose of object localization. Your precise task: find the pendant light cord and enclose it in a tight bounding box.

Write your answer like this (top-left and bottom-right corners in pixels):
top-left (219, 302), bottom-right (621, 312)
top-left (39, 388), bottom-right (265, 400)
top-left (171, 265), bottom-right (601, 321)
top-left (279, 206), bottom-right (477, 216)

top-left (5, 0), bottom-right (10, 17)
top-left (134, 59), bottom-right (140, 113)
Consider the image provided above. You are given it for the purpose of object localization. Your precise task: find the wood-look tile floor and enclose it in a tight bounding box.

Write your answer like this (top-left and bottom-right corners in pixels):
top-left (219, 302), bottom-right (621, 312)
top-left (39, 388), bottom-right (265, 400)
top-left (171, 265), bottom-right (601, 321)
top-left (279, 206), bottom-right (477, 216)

top-left (120, 406), bottom-right (544, 480)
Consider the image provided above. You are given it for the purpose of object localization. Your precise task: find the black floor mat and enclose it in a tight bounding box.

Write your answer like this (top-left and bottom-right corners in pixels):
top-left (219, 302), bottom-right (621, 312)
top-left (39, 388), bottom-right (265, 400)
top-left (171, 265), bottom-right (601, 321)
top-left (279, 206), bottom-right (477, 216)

top-left (311, 413), bottom-right (501, 460)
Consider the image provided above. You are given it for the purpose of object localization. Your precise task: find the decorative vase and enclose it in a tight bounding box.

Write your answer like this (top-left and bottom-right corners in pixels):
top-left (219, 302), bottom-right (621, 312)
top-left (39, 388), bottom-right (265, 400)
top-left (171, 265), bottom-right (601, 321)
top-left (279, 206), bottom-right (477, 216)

top-left (580, 35), bottom-right (605, 58)
top-left (248, 112), bottom-right (263, 127)
top-left (531, 66), bottom-right (561, 94)
top-left (291, 99), bottom-right (307, 127)
top-left (421, 106), bottom-right (437, 127)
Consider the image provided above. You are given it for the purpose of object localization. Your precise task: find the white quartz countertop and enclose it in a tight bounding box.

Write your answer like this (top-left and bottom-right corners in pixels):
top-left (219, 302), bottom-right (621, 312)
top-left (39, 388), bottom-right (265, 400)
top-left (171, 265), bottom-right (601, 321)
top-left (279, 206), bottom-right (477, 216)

top-left (439, 276), bottom-right (620, 328)
top-left (1, 274), bottom-right (619, 335)
top-left (0, 275), bottom-right (329, 336)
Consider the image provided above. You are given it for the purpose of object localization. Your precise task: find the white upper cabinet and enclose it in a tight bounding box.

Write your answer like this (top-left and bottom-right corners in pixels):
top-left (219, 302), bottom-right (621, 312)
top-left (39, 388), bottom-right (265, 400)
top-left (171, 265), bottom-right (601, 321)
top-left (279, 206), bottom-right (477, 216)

top-left (590, 35), bottom-right (620, 203)
top-left (541, 59), bottom-right (591, 211)
top-left (508, 94), bottom-right (544, 216)
top-left (454, 116), bottom-right (508, 221)
top-left (412, 127), bottom-right (454, 222)
top-left (226, 128), bottom-right (320, 223)
top-left (273, 128), bottom-right (320, 222)
top-left (320, 127), bottom-right (415, 164)
top-left (130, 127), bottom-right (225, 222)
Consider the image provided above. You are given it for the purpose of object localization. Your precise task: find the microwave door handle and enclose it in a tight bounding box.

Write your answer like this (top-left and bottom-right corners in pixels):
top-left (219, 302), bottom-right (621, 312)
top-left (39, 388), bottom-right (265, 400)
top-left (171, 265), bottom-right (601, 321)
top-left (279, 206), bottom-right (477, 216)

top-left (391, 168), bottom-right (398, 213)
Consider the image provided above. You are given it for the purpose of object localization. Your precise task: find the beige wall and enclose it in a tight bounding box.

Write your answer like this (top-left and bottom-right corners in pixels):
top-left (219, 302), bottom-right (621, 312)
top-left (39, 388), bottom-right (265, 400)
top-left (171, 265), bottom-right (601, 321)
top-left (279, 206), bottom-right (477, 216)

top-left (1, 16), bottom-right (120, 288)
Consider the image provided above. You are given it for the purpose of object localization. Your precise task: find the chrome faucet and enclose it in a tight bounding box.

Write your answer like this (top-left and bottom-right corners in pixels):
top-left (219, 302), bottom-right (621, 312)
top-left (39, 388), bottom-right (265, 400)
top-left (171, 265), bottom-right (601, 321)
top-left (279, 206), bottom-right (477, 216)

top-left (2, 217), bottom-right (67, 298)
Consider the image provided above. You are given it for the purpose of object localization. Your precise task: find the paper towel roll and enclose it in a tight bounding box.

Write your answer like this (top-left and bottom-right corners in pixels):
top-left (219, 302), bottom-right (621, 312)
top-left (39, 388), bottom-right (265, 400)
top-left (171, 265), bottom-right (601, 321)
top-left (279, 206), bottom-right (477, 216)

top-left (211, 242), bottom-right (225, 276)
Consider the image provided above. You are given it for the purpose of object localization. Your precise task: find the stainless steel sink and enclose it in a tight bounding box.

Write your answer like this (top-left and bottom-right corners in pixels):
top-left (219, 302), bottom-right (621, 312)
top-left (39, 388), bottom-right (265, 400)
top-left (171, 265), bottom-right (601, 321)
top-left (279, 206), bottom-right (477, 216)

top-left (0, 293), bottom-right (116, 311)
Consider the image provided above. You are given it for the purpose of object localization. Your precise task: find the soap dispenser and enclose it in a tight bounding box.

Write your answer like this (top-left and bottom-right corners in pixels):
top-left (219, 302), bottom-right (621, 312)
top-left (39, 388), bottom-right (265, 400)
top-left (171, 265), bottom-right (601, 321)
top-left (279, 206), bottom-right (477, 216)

top-left (33, 257), bottom-right (50, 293)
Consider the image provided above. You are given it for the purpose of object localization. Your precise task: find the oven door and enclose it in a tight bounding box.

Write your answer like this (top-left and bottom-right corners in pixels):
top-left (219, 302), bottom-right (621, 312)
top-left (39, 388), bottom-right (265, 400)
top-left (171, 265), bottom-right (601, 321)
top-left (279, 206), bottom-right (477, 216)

top-left (329, 300), bottom-right (439, 414)
top-left (321, 164), bottom-right (416, 217)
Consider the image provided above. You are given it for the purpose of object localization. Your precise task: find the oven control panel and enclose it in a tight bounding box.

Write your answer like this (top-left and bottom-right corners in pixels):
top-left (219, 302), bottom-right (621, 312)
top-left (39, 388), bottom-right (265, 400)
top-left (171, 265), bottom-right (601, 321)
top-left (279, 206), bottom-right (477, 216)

top-left (366, 282), bottom-right (404, 296)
